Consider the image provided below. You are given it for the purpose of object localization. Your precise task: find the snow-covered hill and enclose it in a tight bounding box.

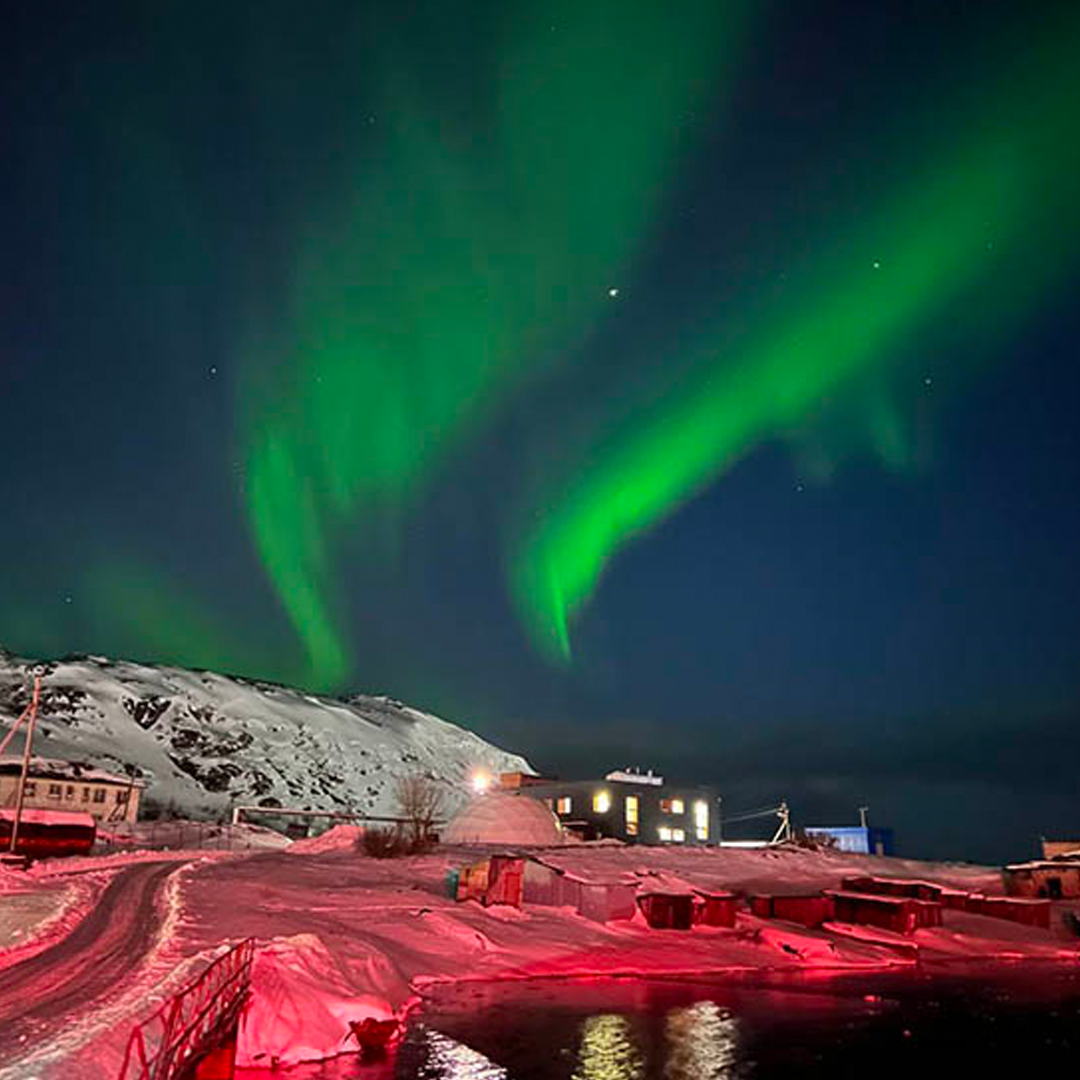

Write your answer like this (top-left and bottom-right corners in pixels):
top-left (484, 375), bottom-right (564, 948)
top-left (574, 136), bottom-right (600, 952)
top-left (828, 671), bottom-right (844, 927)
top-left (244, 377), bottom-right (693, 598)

top-left (0, 651), bottom-right (533, 821)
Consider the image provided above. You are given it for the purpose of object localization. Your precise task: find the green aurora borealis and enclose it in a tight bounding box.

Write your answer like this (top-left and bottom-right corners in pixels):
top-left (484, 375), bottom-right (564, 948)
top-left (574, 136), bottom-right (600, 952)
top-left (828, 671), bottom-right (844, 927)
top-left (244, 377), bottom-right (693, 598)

top-left (242, 3), bottom-right (748, 684)
top-left (236, 5), bottom-right (1079, 677)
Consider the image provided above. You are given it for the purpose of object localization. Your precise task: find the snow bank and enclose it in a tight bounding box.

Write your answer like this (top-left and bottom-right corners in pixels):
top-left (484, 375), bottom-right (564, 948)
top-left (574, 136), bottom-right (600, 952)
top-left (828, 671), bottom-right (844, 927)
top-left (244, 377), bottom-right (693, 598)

top-left (287, 824), bottom-right (365, 855)
top-left (237, 934), bottom-right (409, 1068)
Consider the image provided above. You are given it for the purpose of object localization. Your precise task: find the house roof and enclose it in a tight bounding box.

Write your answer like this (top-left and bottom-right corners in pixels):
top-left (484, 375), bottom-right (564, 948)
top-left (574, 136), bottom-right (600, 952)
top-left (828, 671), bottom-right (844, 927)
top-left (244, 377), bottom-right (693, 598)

top-left (0, 756), bottom-right (146, 787)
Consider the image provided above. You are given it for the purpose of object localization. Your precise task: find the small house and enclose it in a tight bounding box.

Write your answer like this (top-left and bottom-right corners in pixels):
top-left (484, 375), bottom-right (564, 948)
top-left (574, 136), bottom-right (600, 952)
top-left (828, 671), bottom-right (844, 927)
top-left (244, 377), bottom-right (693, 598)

top-left (0, 756), bottom-right (145, 824)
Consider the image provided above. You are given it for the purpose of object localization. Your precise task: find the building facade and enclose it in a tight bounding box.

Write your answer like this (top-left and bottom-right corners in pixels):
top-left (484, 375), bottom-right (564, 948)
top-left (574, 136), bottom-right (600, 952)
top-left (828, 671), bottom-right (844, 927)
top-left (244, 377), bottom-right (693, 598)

top-left (804, 825), bottom-right (895, 856)
top-left (0, 757), bottom-right (145, 824)
top-left (499, 770), bottom-right (719, 845)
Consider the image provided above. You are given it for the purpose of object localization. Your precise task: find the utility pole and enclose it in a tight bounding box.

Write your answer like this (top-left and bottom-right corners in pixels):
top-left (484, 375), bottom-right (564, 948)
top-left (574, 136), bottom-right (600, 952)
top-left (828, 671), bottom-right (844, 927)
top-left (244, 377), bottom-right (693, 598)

top-left (858, 805), bottom-right (870, 829)
top-left (771, 800), bottom-right (792, 844)
top-left (8, 676), bottom-right (41, 856)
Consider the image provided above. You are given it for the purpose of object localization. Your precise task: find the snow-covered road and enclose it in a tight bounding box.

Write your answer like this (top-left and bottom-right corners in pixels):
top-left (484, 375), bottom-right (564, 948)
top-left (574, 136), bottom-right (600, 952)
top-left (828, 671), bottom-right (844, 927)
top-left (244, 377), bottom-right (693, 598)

top-left (0, 859), bottom-right (186, 1070)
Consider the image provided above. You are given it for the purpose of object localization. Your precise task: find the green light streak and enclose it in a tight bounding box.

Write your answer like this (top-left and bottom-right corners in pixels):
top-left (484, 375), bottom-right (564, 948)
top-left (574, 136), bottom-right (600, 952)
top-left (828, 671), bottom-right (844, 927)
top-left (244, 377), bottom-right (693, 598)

top-left (509, 22), bottom-right (1080, 662)
top-left (240, 4), bottom-right (747, 686)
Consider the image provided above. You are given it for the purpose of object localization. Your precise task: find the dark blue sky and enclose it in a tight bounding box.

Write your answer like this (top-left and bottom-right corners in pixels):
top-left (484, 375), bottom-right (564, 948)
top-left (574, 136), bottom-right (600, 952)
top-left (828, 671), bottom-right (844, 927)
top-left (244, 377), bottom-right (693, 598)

top-left (1, 2), bottom-right (1078, 862)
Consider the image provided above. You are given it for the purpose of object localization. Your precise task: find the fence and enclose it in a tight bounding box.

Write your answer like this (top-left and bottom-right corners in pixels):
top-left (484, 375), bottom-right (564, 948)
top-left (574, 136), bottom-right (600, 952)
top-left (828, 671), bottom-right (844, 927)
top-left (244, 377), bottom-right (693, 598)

top-left (94, 821), bottom-right (285, 856)
top-left (117, 937), bottom-right (255, 1080)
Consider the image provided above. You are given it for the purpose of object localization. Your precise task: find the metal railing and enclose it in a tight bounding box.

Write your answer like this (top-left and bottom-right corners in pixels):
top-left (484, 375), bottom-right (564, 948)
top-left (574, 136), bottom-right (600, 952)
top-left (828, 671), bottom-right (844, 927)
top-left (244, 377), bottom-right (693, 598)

top-left (117, 937), bottom-right (256, 1080)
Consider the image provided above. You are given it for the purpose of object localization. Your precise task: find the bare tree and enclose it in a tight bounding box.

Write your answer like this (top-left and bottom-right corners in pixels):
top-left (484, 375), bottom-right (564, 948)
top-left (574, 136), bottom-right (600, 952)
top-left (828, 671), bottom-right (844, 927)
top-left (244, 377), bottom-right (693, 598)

top-left (394, 775), bottom-right (445, 848)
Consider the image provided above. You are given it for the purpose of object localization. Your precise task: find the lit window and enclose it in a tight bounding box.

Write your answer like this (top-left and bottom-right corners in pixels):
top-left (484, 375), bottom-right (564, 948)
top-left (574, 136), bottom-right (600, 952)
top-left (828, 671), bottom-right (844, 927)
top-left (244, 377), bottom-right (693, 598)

top-left (660, 798), bottom-right (685, 815)
top-left (556, 796), bottom-right (572, 814)
top-left (593, 791), bottom-right (611, 814)
top-left (673, 828), bottom-right (685, 842)
top-left (625, 795), bottom-right (639, 837)
top-left (658, 826), bottom-right (673, 842)
top-left (694, 800), bottom-right (709, 841)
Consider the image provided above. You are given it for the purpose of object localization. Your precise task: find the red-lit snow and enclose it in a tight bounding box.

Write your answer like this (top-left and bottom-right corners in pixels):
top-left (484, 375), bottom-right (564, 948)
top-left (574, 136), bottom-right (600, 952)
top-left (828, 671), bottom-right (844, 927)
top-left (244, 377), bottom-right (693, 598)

top-left (1, 841), bottom-right (1077, 1079)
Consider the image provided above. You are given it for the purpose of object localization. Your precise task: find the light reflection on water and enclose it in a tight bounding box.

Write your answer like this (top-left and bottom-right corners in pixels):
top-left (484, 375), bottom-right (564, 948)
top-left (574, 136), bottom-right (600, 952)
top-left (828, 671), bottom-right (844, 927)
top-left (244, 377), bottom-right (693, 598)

top-left (236, 968), bottom-right (1080, 1079)
top-left (572, 1015), bottom-right (643, 1080)
top-left (663, 1002), bottom-right (739, 1080)
top-left (418, 1026), bottom-right (508, 1080)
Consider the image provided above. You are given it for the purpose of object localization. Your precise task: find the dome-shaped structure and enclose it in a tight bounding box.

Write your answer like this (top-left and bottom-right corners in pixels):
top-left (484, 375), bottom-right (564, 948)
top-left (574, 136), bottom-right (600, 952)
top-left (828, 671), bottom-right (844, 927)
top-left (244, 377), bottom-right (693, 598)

top-left (442, 793), bottom-right (562, 846)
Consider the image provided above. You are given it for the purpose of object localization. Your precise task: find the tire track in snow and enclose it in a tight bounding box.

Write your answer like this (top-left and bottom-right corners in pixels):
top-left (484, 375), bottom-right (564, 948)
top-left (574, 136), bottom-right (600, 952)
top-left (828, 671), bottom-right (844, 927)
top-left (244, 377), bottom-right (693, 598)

top-left (0, 860), bottom-right (186, 1073)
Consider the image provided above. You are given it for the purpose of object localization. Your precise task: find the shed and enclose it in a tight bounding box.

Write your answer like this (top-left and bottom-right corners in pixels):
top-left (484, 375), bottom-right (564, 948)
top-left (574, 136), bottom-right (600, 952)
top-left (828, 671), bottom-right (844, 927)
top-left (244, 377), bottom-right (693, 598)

top-left (1002, 860), bottom-right (1080, 900)
top-left (577, 880), bottom-right (638, 924)
top-left (750, 894), bottom-right (835, 928)
top-left (692, 890), bottom-right (739, 928)
top-left (841, 876), bottom-right (943, 903)
top-left (826, 890), bottom-right (922, 936)
top-left (966, 894), bottom-right (1051, 929)
top-left (485, 855), bottom-right (524, 908)
top-left (637, 892), bottom-right (695, 930)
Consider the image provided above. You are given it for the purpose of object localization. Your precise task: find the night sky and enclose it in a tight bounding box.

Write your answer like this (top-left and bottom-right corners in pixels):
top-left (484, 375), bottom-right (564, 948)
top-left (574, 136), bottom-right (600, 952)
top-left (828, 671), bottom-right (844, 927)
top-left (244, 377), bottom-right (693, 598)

top-left (2, 2), bottom-right (1078, 862)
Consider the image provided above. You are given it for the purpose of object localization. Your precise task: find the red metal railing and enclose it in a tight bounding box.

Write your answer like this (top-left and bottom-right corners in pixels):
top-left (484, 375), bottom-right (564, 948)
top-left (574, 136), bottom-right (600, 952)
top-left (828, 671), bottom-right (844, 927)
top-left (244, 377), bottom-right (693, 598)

top-left (117, 938), bottom-right (256, 1080)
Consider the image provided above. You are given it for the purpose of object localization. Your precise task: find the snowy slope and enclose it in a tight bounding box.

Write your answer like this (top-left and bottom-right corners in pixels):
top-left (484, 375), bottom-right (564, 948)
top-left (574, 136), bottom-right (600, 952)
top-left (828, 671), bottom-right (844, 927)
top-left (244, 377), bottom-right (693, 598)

top-left (0, 651), bottom-right (533, 821)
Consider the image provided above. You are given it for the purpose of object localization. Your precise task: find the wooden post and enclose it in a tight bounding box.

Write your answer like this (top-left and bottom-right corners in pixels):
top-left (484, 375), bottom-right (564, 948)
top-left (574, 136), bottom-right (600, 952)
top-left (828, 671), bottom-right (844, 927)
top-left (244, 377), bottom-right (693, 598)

top-left (9, 677), bottom-right (41, 855)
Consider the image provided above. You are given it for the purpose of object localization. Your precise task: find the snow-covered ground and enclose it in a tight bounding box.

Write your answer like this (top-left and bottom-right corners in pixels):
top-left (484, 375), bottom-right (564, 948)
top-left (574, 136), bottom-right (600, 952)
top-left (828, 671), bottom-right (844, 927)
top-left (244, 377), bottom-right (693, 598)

top-left (2, 838), bottom-right (1075, 1079)
top-left (0, 651), bottom-right (532, 820)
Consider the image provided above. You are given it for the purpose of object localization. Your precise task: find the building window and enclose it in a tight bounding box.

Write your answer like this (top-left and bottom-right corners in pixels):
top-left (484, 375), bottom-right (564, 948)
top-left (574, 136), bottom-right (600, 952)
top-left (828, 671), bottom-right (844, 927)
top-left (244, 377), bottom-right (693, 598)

top-left (658, 826), bottom-right (673, 842)
top-left (593, 790), bottom-right (611, 814)
top-left (65, 785), bottom-right (75, 799)
top-left (81, 787), bottom-right (90, 802)
top-left (556, 796), bottom-right (572, 815)
top-left (694, 800), bottom-right (709, 841)
top-left (24, 782), bottom-right (36, 797)
top-left (48, 783), bottom-right (62, 798)
top-left (92, 789), bottom-right (106, 804)
top-left (672, 828), bottom-right (686, 842)
top-left (116, 789), bottom-right (129, 803)
top-left (660, 798), bottom-right (685, 815)
top-left (625, 795), bottom-right (639, 837)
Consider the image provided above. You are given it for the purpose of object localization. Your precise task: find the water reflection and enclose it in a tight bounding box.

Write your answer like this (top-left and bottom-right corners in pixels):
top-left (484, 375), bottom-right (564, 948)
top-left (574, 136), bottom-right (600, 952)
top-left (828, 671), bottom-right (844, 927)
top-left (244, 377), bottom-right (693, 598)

top-left (572, 1014), bottom-right (644, 1080)
top-left (664, 1001), bottom-right (740, 1080)
top-left (418, 1025), bottom-right (508, 1080)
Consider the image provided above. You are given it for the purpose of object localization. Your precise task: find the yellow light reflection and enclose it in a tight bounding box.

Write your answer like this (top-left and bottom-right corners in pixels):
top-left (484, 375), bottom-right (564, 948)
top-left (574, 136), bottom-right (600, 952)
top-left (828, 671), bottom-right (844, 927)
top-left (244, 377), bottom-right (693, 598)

top-left (572, 1014), bottom-right (644, 1080)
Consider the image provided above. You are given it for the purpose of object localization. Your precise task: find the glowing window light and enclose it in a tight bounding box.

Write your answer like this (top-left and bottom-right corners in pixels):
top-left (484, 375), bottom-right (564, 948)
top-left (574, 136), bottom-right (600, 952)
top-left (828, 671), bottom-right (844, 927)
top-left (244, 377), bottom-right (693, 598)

top-left (673, 828), bottom-right (685, 842)
top-left (593, 790), bottom-right (611, 813)
top-left (671, 798), bottom-right (685, 815)
top-left (658, 825), bottom-right (673, 842)
top-left (557, 795), bottom-right (572, 814)
top-left (625, 795), bottom-right (639, 836)
top-left (694, 799), bottom-right (709, 841)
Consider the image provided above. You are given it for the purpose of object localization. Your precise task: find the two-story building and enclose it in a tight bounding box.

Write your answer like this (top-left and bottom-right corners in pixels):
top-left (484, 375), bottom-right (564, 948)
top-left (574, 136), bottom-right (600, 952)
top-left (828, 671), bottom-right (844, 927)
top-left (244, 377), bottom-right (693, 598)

top-left (0, 756), bottom-right (145, 824)
top-left (499, 769), bottom-right (719, 845)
